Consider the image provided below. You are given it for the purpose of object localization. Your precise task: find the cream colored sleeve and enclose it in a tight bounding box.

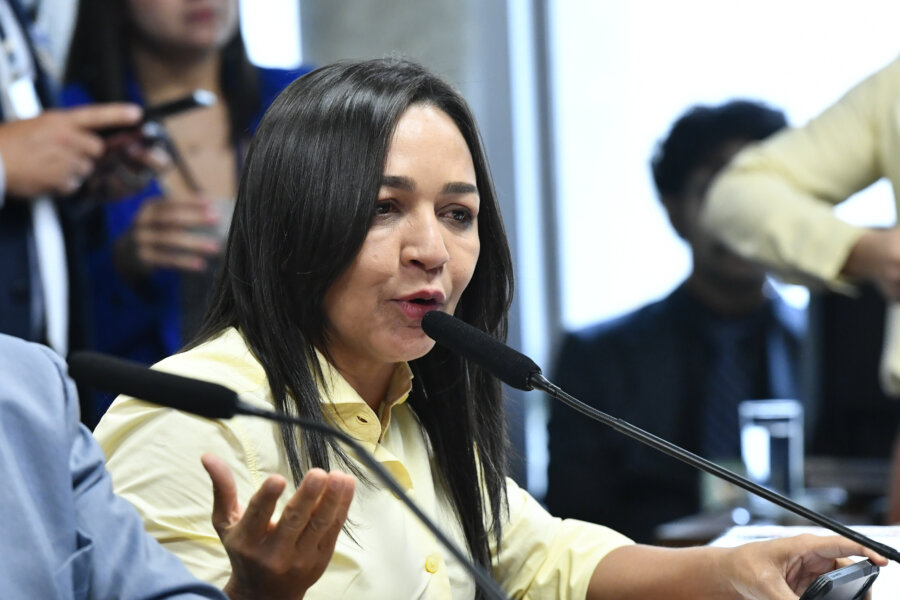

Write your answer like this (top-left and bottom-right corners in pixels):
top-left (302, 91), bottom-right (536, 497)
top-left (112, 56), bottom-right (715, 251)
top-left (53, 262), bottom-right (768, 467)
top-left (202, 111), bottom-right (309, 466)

top-left (93, 397), bottom-right (269, 589)
top-left (702, 57), bottom-right (900, 290)
top-left (492, 477), bottom-right (633, 600)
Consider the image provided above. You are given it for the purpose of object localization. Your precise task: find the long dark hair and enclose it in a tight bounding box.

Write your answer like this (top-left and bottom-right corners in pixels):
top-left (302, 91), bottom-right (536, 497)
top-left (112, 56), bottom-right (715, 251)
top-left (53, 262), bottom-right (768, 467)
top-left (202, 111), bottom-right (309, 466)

top-left (193, 58), bottom-right (514, 576)
top-left (63, 0), bottom-right (260, 142)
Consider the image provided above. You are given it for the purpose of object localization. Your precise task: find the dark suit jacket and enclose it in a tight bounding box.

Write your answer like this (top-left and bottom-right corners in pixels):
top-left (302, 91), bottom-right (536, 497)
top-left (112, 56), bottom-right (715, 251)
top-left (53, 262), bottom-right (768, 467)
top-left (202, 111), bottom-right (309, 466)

top-left (0, 0), bottom-right (60, 343)
top-left (0, 0), bottom-right (93, 355)
top-left (544, 283), bottom-right (805, 543)
top-left (0, 1), bottom-right (96, 427)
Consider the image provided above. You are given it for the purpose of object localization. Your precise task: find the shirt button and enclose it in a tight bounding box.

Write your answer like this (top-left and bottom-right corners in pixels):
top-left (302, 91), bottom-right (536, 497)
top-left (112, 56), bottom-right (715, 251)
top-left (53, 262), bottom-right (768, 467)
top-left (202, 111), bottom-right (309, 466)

top-left (425, 554), bottom-right (440, 574)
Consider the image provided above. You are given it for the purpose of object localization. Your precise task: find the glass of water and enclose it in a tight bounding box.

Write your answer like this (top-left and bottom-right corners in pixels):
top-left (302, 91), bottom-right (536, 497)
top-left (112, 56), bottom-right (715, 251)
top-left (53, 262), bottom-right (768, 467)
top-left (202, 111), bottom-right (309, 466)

top-left (739, 399), bottom-right (804, 517)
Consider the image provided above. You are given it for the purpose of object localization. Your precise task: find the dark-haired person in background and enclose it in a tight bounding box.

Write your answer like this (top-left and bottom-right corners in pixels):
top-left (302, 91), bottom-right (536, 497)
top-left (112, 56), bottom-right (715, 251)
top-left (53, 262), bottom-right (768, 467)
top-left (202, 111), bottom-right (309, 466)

top-left (62, 0), bottom-right (307, 422)
top-left (545, 100), bottom-right (806, 543)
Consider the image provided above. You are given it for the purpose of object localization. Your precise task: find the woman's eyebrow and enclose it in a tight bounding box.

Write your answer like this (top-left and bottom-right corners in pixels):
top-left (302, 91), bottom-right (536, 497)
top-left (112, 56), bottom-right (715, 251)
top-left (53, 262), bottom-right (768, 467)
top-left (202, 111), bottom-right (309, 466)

top-left (442, 181), bottom-right (478, 195)
top-left (380, 176), bottom-right (477, 195)
top-left (381, 175), bottom-right (415, 191)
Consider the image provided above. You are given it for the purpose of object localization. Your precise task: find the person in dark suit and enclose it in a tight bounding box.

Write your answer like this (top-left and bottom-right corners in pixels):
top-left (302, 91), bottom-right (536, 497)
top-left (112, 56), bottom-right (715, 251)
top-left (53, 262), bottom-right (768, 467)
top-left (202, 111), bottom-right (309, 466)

top-left (0, 0), bottom-right (154, 359)
top-left (545, 100), bottom-right (805, 543)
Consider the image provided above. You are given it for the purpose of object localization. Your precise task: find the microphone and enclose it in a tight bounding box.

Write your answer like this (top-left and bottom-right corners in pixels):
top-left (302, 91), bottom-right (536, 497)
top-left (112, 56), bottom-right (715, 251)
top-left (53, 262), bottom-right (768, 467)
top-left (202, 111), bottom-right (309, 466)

top-left (67, 351), bottom-right (510, 600)
top-left (68, 352), bottom-right (238, 419)
top-left (421, 310), bottom-right (900, 564)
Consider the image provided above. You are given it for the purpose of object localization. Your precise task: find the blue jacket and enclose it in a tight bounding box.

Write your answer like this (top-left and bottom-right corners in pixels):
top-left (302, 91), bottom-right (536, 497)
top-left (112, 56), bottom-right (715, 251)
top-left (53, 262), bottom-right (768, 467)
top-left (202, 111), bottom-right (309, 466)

top-left (61, 66), bottom-right (304, 374)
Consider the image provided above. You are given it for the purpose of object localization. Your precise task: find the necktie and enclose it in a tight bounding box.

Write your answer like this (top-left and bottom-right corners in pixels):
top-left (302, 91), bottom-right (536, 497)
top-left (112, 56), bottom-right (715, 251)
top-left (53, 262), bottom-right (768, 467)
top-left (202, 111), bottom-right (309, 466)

top-left (701, 320), bottom-right (754, 459)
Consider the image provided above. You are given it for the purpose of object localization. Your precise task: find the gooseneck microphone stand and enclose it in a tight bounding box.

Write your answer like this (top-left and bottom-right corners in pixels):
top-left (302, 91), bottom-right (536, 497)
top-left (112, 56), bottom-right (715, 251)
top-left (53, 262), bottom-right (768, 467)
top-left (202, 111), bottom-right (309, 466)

top-left (420, 309), bottom-right (900, 564)
top-left (532, 373), bottom-right (900, 563)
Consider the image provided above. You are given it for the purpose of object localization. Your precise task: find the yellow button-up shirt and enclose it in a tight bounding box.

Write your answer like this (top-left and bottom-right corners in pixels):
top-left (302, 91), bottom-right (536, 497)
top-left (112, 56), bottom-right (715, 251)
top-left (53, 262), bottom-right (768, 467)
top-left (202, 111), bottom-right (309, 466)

top-left (94, 328), bottom-right (631, 599)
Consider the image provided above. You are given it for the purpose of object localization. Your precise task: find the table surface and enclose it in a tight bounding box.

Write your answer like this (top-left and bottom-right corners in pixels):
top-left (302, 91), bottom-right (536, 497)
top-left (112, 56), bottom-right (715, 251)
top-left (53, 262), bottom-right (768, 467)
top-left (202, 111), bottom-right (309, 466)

top-left (655, 456), bottom-right (890, 546)
top-left (712, 525), bottom-right (900, 598)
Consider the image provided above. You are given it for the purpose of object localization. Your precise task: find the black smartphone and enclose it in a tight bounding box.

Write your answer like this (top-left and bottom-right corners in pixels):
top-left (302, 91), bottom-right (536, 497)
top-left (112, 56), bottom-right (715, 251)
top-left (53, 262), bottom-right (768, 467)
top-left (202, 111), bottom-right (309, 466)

top-left (142, 89), bottom-right (217, 123)
top-left (799, 560), bottom-right (879, 600)
top-left (100, 89), bottom-right (217, 138)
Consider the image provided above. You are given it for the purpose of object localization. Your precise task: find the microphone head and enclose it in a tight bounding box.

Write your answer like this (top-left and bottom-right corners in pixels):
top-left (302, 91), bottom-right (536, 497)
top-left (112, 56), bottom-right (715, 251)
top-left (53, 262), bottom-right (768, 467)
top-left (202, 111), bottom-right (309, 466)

top-left (67, 352), bottom-right (238, 419)
top-left (421, 311), bottom-right (541, 391)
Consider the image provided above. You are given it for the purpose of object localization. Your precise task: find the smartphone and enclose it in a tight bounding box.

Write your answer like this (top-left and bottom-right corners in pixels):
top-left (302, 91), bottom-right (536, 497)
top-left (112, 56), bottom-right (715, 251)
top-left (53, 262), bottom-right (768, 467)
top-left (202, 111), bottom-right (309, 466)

top-left (799, 560), bottom-right (879, 600)
top-left (142, 89), bottom-right (217, 123)
top-left (100, 89), bottom-right (217, 138)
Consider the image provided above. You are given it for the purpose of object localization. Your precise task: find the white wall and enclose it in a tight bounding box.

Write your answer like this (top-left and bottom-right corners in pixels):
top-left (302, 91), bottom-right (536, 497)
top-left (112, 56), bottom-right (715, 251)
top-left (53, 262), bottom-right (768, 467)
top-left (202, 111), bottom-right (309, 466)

top-left (240, 0), bottom-right (302, 68)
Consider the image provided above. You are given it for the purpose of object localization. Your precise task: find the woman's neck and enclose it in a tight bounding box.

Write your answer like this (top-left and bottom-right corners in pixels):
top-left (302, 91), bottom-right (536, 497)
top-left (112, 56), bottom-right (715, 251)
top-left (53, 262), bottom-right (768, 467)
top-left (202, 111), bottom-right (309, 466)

top-left (130, 43), bottom-right (222, 105)
top-left (334, 361), bottom-right (395, 413)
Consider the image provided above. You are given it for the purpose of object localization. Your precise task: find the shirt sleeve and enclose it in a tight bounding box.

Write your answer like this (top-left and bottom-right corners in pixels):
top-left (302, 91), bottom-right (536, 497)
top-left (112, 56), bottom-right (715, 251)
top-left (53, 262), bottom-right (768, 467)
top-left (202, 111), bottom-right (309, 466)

top-left (701, 56), bottom-right (900, 291)
top-left (492, 477), bottom-right (633, 600)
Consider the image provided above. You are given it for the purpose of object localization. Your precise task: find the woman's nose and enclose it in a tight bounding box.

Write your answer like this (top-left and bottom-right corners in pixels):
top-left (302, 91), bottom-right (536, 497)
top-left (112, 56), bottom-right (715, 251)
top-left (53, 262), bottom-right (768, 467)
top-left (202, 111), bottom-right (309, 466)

top-left (402, 212), bottom-right (450, 271)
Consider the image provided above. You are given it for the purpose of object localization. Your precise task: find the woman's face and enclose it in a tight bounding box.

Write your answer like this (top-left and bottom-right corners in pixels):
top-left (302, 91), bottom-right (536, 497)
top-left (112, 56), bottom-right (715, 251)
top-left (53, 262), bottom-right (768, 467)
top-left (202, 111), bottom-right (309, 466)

top-left (323, 104), bottom-right (481, 378)
top-left (127, 0), bottom-right (238, 55)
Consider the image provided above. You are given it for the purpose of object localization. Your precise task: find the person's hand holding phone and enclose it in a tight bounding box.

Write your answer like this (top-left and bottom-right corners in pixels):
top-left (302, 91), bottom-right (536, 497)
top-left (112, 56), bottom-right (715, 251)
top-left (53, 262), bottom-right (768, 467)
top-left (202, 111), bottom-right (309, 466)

top-left (0, 103), bottom-right (143, 198)
top-left (86, 122), bottom-right (172, 200)
top-left (799, 559), bottom-right (879, 600)
top-left (88, 90), bottom-right (216, 199)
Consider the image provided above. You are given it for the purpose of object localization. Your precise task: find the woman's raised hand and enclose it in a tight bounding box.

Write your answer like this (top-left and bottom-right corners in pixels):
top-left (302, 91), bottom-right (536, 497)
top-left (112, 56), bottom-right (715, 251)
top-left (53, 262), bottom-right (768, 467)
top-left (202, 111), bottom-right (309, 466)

top-left (201, 453), bottom-right (355, 600)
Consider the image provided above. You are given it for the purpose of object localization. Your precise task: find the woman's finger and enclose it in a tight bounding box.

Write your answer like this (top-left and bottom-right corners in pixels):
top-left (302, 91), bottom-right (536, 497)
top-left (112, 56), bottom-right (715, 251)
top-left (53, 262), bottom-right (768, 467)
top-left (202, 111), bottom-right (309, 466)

top-left (315, 474), bottom-right (355, 555)
top-left (294, 473), bottom-right (353, 551)
top-left (267, 469), bottom-right (329, 549)
top-left (201, 453), bottom-right (241, 536)
top-left (232, 473), bottom-right (288, 543)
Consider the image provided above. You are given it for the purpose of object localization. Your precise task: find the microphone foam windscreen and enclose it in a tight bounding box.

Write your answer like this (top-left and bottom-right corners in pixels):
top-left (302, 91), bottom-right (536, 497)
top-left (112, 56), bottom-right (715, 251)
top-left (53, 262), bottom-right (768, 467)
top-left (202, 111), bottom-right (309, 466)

top-left (421, 311), bottom-right (540, 391)
top-left (67, 352), bottom-right (238, 419)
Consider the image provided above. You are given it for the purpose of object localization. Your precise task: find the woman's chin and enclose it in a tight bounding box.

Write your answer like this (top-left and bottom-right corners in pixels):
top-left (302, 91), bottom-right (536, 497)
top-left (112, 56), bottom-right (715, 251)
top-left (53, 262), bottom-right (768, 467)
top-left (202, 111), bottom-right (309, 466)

top-left (391, 336), bottom-right (438, 363)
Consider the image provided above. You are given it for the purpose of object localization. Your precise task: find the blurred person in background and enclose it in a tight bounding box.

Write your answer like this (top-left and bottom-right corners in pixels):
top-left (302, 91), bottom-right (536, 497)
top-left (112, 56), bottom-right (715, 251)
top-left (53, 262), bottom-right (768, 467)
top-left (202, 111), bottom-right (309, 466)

top-left (545, 100), bottom-right (805, 543)
top-left (0, 0), bottom-right (157, 372)
top-left (63, 0), bottom-right (306, 423)
top-left (702, 55), bottom-right (900, 523)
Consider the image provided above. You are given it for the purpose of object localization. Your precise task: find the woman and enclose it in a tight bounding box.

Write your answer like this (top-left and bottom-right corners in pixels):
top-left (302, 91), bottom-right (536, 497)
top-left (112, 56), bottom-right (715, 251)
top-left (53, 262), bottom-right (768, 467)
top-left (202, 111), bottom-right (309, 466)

top-left (62, 0), bottom-right (306, 393)
top-left (94, 59), bottom-right (886, 598)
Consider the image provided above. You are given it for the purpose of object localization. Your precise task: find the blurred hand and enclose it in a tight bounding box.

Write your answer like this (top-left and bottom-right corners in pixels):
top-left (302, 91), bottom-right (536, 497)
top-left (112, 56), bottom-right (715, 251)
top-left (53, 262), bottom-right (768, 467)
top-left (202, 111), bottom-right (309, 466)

top-left (842, 228), bottom-right (900, 300)
top-left (202, 454), bottom-right (355, 600)
top-left (0, 103), bottom-right (142, 197)
top-left (85, 122), bottom-right (172, 199)
top-left (112, 193), bottom-right (221, 281)
top-left (721, 534), bottom-right (886, 599)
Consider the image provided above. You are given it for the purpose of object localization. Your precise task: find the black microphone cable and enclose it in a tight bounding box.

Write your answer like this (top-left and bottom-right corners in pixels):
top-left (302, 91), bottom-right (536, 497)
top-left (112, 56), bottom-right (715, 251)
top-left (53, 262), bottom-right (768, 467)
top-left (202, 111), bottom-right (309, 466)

top-left (67, 351), bottom-right (510, 600)
top-left (421, 310), bottom-right (900, 564)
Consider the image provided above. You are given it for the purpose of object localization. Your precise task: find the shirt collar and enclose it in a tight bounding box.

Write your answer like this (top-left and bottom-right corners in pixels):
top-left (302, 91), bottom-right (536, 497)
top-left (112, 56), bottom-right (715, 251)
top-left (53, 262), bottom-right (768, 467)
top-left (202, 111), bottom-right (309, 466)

top-left (313, 347), bottom-right (413, 444)
top-left (210, 328), bottom-right (413, 444)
